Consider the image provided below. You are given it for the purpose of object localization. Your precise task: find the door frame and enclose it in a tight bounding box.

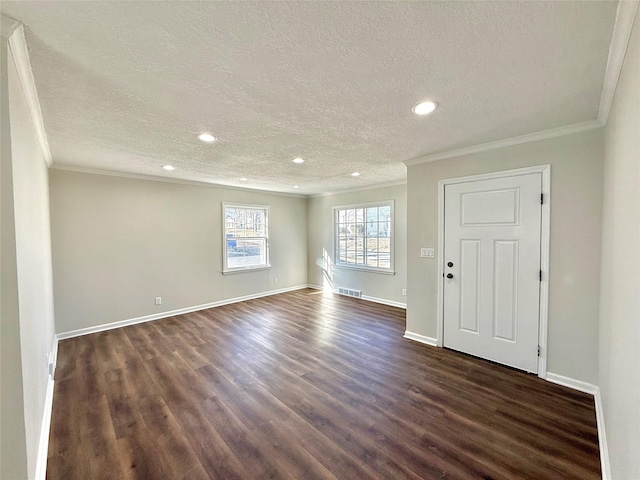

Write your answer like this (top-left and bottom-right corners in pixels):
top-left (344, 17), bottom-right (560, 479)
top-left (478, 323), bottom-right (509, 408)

top-left (436, 165), bottom-right (551, 378)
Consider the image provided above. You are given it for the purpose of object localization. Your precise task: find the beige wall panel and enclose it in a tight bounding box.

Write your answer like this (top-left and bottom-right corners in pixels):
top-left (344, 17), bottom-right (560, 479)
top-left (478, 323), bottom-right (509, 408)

top-left (50, 171), bottom-right (308, 333)
top-left (307, 183), bottom-right (407, 306)
top-left (407, 129), bottom-right (603, 384)
top-left (3, 39), bottom-right (57, 479)
top-left (599, 7), bottom-right (640, 479)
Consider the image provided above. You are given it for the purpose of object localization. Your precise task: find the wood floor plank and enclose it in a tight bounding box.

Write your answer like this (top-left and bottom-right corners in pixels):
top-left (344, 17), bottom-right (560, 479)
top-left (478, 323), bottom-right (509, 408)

top-left (80, 394), bottom-right (125, 480)
top-left (200, 350), bottom-right (382, 479)
top-left (54, 338), bottom-right (77, 381)
top-left (47, 288), bottom-right (601, 479)
top-left (103, 368), bottom-right (143, 439)
top-left (136, 395), bottom-right (202, 478)
top-left (195, 363), bottom-right (339, 480)
top-left (115, 434), bottom-right (167, 480)
top-left (200, 395), bottom-right (289, 479)
top-left (47, 376), bottom-right (90, 480)
top-left (169, 398), bottom-right (249, 480)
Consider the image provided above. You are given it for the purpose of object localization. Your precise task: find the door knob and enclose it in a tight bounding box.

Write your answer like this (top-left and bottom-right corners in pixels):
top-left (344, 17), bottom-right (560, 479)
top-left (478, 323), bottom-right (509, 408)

top-left (446, 273), bottom-right (454, 279)
top-left (447, 262), bottom-right (454, 267)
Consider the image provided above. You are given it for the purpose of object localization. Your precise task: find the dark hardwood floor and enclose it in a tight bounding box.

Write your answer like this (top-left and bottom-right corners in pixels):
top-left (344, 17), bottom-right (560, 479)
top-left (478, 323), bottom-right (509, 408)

top-left (47, 288), bottom-right (601, 479)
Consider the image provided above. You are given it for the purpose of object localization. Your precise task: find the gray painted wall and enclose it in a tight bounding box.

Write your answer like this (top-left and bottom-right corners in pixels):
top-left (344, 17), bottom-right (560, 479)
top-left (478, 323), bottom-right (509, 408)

top-left (599, 7), bottom-right (640, 479)
top-left (307, 184), bottom-right (407, 306)
top-left (49, 171), bottom-right (308, 333)
top-left (406, 129), bottom-right (604, 384)
top-left (1, 35), bottom-right (56, 479)
top-left (9, 44), bottom-right (57, 480)
top-left (0, 34), bottom-right (29, 480)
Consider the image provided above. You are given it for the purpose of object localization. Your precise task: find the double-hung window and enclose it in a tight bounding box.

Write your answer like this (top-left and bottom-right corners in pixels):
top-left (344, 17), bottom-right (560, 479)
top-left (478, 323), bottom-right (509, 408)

top-left (334, 201), bottom-right (394, 274)
top-left (223, 203), bottom-right (270, 273)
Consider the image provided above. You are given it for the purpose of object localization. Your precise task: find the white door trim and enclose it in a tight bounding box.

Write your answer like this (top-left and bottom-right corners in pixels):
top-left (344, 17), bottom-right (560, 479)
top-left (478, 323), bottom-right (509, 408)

top-left (436, 165), bottom-right (551, 378)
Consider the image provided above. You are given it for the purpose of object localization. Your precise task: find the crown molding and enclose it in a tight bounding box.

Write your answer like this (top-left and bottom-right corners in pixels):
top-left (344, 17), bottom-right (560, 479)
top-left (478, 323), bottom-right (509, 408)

top-left (1, 15), bottom-right (21, 38)
top-left (403, 120), bottom-right (602, 166)
top-left (52, 164), bottom-right (406, 199)
top-left (309, 179), bottom-right (407, 198)
top-left (6, 23), bottom-right (52, 167)
top-left (598, 0), bottom-right (639, 125)
top-left (50, 164), bottom-right (307, 198)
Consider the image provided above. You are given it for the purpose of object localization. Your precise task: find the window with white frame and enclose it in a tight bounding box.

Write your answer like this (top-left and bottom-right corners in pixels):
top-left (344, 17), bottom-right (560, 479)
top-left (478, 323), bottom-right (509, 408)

top-left (223, 204), bottom-right (270, 272)
top-left (334, 201), bottom-right (394, 273)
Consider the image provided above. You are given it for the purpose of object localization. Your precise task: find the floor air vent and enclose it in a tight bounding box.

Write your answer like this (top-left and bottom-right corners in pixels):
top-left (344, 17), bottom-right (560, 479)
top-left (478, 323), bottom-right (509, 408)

top-left (337, 287), bottom-right (362, 299)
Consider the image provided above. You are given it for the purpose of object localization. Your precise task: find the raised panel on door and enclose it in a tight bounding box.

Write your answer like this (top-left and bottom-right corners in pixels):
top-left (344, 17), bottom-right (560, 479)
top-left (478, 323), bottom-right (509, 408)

top-left (461, 188), bottom-right (520, 226)
top-left (459, 239), bottom-right (480, 334)
top-left (493, 240), bottom-right (518, 342)
top-left (443, 173), bottom-right (541, 373)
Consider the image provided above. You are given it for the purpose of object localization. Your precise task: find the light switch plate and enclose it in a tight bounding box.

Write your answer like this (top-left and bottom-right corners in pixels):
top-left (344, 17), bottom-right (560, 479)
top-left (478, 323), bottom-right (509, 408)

top-left (421, 247), bottom-right (435, 258)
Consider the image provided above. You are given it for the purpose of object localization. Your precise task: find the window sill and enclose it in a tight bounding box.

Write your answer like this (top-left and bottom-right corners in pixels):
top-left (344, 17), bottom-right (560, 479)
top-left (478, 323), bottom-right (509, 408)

top-left (223, 265), bottom-right (271, 275)
top-left (334, 264), bottom-right (395, 276)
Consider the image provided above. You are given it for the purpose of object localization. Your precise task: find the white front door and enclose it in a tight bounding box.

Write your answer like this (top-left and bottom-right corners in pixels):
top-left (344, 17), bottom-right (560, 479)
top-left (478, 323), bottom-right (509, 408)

top-left (443, 173), bottom-right (542, 373)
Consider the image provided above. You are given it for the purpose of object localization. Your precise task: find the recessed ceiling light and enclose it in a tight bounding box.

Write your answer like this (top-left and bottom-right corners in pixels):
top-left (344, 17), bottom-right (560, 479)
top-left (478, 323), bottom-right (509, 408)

top-left (351, 172), bottom-right (361, 177)
top-left (293, 185), bottom-right (300, 189)
top-left (412, 101), bottom-right (437, 116)
top-left (197, 133), bottom-right (217, 143)
top-left (162, 165), bottom-right (175, 171)
top-left (240, 177), bottom-right (248, 181)
top-left (292, 158), bottom-right (305, 164)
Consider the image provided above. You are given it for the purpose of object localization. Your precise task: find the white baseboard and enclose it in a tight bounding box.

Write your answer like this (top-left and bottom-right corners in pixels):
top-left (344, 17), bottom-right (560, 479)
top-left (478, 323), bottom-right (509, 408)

top-left (35, 376), bottom-right (54, 479)
top-left (593, 388), bottom-right (610, 480)
top-left (57, 284), bottom-right (311, 340)
top-left (361, 294), bottom-right (406, 309)
top-left (403, 331), bottom-right (438, 347)
top-left (306, 284), bottom-right (407, 309)
top-left (545, 372), bottom-right (599, 395)
top-left (35, 336), bottom-right (58, 479)
top-left (545, 372), bottom-right (610, 479)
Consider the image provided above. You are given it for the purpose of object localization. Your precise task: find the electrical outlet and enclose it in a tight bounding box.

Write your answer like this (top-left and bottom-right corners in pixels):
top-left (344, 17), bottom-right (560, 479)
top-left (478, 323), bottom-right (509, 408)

top-left (402, 289), bottom-right (407, 296)
top-left (274, 277), bottom-right (278, 284)
top-left (155, 297), bottom-right (162, 305)
top-left (47, 353), bottom-right (55, 378)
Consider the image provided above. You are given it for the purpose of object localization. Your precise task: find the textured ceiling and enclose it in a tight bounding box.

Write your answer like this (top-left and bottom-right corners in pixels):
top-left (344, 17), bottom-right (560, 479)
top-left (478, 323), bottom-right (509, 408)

top-left (1, 1), bottom-right (617, 194)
